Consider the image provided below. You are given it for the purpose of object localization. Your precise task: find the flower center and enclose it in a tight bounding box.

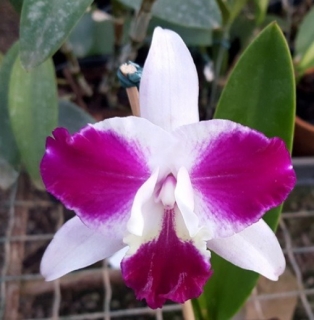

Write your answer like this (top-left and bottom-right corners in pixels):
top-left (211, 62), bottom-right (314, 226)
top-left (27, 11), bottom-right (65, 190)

top-left (158, 174), bottom-right (176, 209)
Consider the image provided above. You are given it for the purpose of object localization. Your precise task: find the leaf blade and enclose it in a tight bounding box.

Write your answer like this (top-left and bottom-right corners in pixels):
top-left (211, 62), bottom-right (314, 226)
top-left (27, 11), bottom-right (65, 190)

top-left (194, 23), bottom-right (295, 320)
top-left (8, 57), bottom-right (58, 189)
top-left (0, 42), bottom-right (20, 167)
top-left (20, 0), bottom-right (93, 68)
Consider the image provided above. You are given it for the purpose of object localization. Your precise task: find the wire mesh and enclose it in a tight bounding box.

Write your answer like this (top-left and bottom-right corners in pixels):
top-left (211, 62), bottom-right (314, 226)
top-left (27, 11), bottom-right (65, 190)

top-left (1, 161), bottom-right (314, 320)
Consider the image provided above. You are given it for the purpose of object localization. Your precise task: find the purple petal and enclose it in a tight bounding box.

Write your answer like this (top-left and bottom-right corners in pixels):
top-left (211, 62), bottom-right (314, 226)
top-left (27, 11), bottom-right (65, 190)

top-left (121, 208), bottom-right (212, 309)
top-left (140, 27), bottom-right (199, 131)
top-left (41, 217), bottom-right (125, 280)
top-left (173, 119), bottom-right (296, 237)
top-left (207, 220), bottom-right (285, 280)
top-left (40, 117), bottom-right (170, 235)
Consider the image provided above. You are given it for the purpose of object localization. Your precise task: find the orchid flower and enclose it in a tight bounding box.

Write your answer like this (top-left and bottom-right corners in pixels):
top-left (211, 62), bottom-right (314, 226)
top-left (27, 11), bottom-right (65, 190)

top-left (40, 27), bottom-right (296, 309)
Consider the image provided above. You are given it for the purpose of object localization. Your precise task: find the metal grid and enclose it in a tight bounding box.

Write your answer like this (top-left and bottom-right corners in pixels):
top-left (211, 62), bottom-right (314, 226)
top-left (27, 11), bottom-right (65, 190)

top-left (0, 159), bottom-right (314, 320)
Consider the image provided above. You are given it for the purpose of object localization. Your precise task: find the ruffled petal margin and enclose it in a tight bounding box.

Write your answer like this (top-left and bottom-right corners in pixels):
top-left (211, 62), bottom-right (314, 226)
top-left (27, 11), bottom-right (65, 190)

top-left (41, 217), bottom-right (125, 281)
top-left (140, 27), bottom-right (199, 131)
top-left (173, 119), bottom-right (296, 238)
top-left (207, 219), bottom-right (285, 280)
top-left (122, 207), bottom-right (211, 309)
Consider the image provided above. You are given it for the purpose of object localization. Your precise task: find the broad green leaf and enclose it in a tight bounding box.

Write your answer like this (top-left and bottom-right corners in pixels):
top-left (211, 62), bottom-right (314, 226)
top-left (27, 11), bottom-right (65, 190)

top-left (0, 42), bottom-right (20, 167)
top-left (58, 99), bottom-right (95, 133)
top-left (253, 0), bottom-right (269, 25)
top-left (9, 0), bottom-right (24, 13)
top-left (194, 23), bottom-right (295, 320)
top-left (9, 57), bottom-right (58, 189)
top-left (20, 0), bottom-right (93, 69)
top-left (68, 11), bottom-right (114, 58)
top-left (216, 23), bottom-right (295, 149)
top-left (148, 17), bottom-right (212, 46)
top-left (118, 0), bottom-right (221, 29)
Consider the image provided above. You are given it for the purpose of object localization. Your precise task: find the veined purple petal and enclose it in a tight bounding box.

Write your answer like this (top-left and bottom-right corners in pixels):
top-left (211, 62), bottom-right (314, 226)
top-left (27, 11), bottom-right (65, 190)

top-left (207, 219), bottom-right (285, 280)
top-left (140, 27), bottom-right (199, 131)
top-left (173, 119), bottom-right (296, 238)
top-left (40, 117), bottom-right (171, 235)
top-left (121, 207), bottom-right (212, 309)
top-left (41, 217), bottom-right (125, 281)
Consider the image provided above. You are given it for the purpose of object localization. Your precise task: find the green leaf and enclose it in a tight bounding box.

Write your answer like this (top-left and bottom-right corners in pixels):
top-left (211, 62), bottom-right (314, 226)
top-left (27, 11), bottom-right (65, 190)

top-left (20, 0), bottom-right (93, 69)
top-left (118, 0), bottom-right (221, 29)
top-left (194, 23), bottom-right (295, 320)
top-left (8, 57), bottom-right (58, 189)
top-left (216, 23), bottom-right (295, 149)
top-left (68, 11), bottom-right (114, 58)
top-left (58, 99), bottom-right (95, 133)
top-left (9, 0), bottom-right (24, 13)
top-left (0, 42), bottom-right (20, 167)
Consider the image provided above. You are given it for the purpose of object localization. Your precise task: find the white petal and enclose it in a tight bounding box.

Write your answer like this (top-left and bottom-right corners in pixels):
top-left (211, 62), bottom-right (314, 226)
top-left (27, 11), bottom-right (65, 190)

top-left (175, 167), bottom-right (200, 237)
top-left (140, 27), bottom-right (199, 131)
top-left (124, 197), bottom-right (164, 256)
top-left (127, 169), bottom-right (159, 237)
top-left (207, 220), bottom-right (285, 280)
top-left (41, 217), bottom-right (125, 281)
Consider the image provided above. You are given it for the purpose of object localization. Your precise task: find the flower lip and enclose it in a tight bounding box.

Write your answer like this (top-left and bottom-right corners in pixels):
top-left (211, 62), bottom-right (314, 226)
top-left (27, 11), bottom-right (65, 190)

top-left (121, 206), bottom-right (212, 309)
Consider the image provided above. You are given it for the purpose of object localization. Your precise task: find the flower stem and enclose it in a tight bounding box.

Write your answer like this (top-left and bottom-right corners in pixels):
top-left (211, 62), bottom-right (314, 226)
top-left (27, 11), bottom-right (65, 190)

top-left (118, 62), bottom-right (142, 116)
top-left (182, 300), bottom-right (195, 320)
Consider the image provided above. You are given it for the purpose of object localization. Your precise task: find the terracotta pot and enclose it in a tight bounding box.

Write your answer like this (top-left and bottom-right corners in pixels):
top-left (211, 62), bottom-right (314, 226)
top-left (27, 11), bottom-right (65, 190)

top-left (293, 116), bottom-right (314, 156)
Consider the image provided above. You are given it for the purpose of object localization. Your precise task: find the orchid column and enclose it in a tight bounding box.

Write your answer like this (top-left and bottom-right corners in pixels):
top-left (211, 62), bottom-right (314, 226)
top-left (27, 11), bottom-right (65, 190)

top-left (40, 27), bottom-right (296, 309)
